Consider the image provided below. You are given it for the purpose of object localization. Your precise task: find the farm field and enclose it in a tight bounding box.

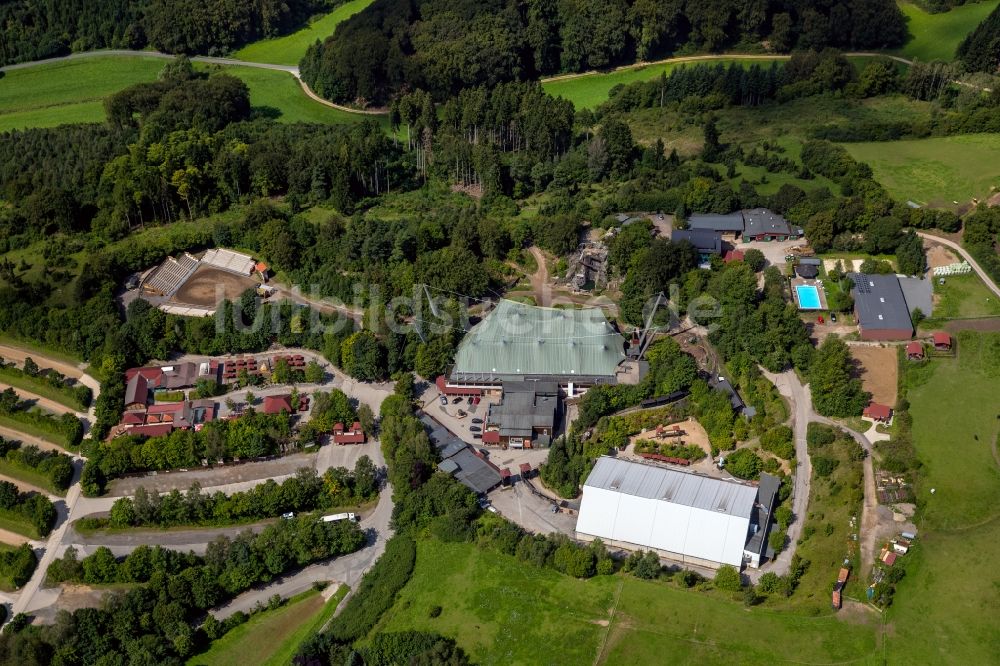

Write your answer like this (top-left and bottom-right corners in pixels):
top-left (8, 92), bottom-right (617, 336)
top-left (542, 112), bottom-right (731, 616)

top-left (895, 0), bottom-right (1000, 62)
top-left (0, 56), bottom-right (379, 133)
top-left (842, 134), bottom-right (1000, 208)
top-left (233, 0), bottom-right (375, 66)
top-left (889, 334), bottom-right (1000, 662)
top-left (851, 345), bottom-right (899, 405)
top-left (187, 585), bottom-right (347, 666)
top-left (375, 538), bottom-right (879, 665)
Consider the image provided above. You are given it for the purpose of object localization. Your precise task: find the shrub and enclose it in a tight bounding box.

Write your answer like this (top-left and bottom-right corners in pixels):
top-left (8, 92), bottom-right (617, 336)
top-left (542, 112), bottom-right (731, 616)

top-left (724, 448), bottom-right (763, 480)
top-left (714, 564), bottom-right (743, 592)
top-left (760, 425), bottom-right (794, 460)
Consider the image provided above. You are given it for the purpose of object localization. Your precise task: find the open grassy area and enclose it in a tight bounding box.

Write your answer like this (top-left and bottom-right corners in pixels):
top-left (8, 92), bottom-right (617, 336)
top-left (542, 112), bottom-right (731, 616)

top-left (925, 272), bottom-right (1000, 322)
top-left (0, 512), bottom-right (41, 540)
top-left (842, 134), bottom-right (1000, 207)
top-left (0, 57), bottom-right (166, 133)
top-left (895, 1), bottom-right (1000, 62)
top-left (234, 0), bottom-right (375, 66)
top-left (0, 413), bottom-right (75, 450)
top-left (0, 56), bottom-right (381, 134)
top-left (374, 538), bottom-right (879, 665)
top-left (188, 585), bottom-right (348, 666)
top-left (887, 334), bottom-right (1000, 662)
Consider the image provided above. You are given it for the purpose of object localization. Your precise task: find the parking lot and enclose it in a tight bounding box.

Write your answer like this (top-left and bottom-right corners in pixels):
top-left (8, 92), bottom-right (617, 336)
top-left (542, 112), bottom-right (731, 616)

top-left (488, 480), bottom-right (577, 537)
top-left (418, 384), bottom-right (499, 445)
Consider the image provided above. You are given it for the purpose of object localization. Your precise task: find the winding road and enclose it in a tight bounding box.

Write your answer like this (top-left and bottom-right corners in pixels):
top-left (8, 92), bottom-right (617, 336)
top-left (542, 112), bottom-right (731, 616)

top-left (917, 231), bottom-right (1000, 300)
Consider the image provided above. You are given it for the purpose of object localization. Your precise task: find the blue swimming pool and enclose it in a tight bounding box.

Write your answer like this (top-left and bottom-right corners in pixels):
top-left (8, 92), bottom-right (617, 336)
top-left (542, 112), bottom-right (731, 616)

top-left (795, 284), bottom-right (822, 309)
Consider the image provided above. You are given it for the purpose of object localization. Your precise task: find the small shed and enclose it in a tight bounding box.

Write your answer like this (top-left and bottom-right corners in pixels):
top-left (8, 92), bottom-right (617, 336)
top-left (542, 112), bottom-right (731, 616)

top-left (723, 249), bottom-right (744, 263)
top-left (881, 550), bottom-right (898, 567)
top-left (333, 421), bottom-right (366, 445)
top-left (905, 341), bottom-right (924, 360)
top-left (519, 463), bottom-right (532, 480)
top-left (932, 332), bottom-right (952, 350)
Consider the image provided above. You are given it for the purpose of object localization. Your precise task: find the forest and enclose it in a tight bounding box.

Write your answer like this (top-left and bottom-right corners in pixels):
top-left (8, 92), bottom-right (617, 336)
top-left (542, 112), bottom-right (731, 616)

top-left (300, 0), bottom-right (907, 105)
top-left (0, 0), bottom-right (340, 66)
top-left (957, 2), bottom-right (1000, 73)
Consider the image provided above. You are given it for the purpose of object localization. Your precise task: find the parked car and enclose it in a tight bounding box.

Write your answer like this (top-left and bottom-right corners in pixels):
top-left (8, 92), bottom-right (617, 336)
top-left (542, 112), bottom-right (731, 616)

top-left (473, 433), bottom-right (482, 439)
top-left (470, 425), bottom-right (482, 432)
top-left (281, 512), bottom-right (295, 519)
top-left (487, 505), bottom-right (498, 514)
top-left (472, 396), bottom-right (481, 405)
top-left (467, 396), bottom-right (474, 404)
top-left (479, 448), bottom-right (490, 457)
top-left (456, 410), bottom-right (467, 419)
top-left (477, 496), bottom-right (490, 509)
top-left (472, 417), bottom-right (483, 424)
top-left (439, 395), bottom-right (448, 406)
top-left (452, 396), bottom-right (463, 404)
top-left (830, 313), bottom-right (837, 322)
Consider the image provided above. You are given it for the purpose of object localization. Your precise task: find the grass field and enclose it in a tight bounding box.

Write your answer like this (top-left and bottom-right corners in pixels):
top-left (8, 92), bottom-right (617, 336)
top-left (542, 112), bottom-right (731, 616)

top-left (926, 272), bottom-right (1000, 322)
top-left (188, 585), bottom-right (348, 666)
top-left (887, 334), bottom-right (1000, 662)
top-left (234, 0), bottom-right (375, 65)
top-left (895, 1), bottom-right (1000, 62)
top-left (0, 366), bottom-right (88, 411)
top-left (0, 56), bottom-right (381, 134)
top-left (843, 134), bottom-right (1000, 207)
top-left (0, 511), bottom-right (40, 540)
top-left (374, 538), bottom-right (879, 665)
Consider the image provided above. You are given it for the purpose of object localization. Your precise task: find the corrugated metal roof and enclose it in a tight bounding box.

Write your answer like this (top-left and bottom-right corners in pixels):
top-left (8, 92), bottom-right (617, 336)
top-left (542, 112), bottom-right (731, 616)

top-left (849, 273), bottom-right (913, 332)
top-left (583, 457), bottom-right (757, 519)
top-left (451, 300), bottom-right (625, 379)
top-left (688, 212), bottom-right (745, 232)
top-left (898, 276), bottom-right (933, 318)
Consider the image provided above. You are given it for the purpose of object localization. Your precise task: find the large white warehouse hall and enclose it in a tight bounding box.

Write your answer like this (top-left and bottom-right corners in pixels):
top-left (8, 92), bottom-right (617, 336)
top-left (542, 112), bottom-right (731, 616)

top-left (575, 457), bottom-right (778, 569)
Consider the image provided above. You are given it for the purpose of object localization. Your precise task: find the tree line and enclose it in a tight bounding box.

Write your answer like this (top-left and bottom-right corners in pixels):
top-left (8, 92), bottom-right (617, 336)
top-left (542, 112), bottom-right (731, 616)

top-left (0, 480), bottom-right (57, 538)
top-left (0, 438), bottom-right (74, 493)
top-left (6, 517), bottom-right (365, 664)
top-left (300, 0), bottom-right (907, 105)
top-left (0, 0), bottom-right (340, 66)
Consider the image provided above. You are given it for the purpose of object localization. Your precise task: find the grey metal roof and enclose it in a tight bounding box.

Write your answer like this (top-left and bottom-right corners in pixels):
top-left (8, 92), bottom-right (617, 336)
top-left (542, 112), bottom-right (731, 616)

top-left (798, 258), bottom-right (822, 266)
top-left (743, 208), bottom-right (792, 237)
top-left (420, 412), bottom-right (501, 494)
top-left (688, 212), bottom-right (745, 232)
top-left (451, 300), bottom-right (626, 380)
top-left (584, 457), bottom-right (758, 519)
top-left (487, 382), bottom-right (558, 436)
top-left (849, 273), bottom-right (913, 332)
top-left (898, 276), bottom-right (933, 318)
top-left (671, 229), bottom-right (722, 254)
top-left (744, 473), bottom-right (781, 558)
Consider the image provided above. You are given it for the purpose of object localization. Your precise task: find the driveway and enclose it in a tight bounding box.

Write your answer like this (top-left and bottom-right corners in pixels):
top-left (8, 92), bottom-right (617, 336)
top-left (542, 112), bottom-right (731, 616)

top-left (916, 231), bottom-right (1000, 299)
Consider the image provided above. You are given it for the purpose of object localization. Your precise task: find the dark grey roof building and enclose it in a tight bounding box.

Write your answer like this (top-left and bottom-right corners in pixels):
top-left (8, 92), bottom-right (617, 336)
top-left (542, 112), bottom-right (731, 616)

top-left (671, 229), bottom-right (723, 255)
top-left (713, 377), bottom-right (756, 419)
top-left (742, 208), bottom-right (802, 239)
top-left (743, 472), bottom-right (781, 567)
top-left (849, 273), bottom-right (914, 341)
top-left (898, 276), bottom-right (933, 318)
top-left (486, 381), bottom-right (559, 446)
top-left (687, 212), bottom-right (745, 233)
top-left (420, 412), bottom-right (502, 494)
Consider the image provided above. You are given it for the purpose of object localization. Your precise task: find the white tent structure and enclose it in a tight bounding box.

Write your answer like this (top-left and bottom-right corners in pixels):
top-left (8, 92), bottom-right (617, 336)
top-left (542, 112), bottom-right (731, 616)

top-left (575, 457), bottom-right (758, 569)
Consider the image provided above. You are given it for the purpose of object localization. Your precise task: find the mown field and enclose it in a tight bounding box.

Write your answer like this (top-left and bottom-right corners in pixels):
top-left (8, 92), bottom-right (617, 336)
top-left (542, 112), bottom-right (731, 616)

top-left (233, 0), bottom-right (375, 66)
top-left (895, 0), bottom-right (1000, 62)
top-left (843, 134), bottom-right (1000, 207)
top-left (926, 272), bottom-right (1000, 322)
top-left (188, 585), bottom-right (347, 666)
top-left (889, 333), bottom-right (1000, 662)
top-left (0, 57), bottom-right (380, 133)
top-left (374, 538), bottom-right (879, 666)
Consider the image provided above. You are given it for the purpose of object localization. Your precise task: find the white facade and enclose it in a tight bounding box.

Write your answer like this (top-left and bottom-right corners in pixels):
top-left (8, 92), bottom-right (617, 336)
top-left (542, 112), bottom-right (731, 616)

top-left (575, 457), bottom-right (757, 568)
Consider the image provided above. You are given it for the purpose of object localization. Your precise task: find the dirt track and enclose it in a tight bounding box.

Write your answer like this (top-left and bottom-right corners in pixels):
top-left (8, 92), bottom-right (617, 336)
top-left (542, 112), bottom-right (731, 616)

top-left (172, 265), bottom-right (257, 307)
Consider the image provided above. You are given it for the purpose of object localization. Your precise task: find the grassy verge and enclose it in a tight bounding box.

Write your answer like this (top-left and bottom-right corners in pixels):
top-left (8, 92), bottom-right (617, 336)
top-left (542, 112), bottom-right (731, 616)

top-left (884, 332), bottom-right (1000, 663)
top-left (0, 334), bottom-right (84, 366)
top-left (895, 1), bottom-right (1000, 62)
top-left (233, 0), bottom-right (376, 65)
top-left (0, 366), bottom-right (89, 411)
top-left (842, 134), bottom-right (1000, 207)
top-left (0, 413), bottom-right (77, 450)
top-left (0, 459), bottom-right (65, 496)
top-left (187, 585), bottom-right (348, 666)
top-left (373, 538), bottom-right (878, 665)
top-left (0, 512), bottom-right (40, 540)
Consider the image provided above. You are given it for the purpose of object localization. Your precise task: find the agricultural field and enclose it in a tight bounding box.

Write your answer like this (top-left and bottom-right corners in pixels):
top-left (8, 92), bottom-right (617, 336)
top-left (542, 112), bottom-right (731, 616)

top-left (842, 134), bottom-right (1000, 207)
top-left (375, 538), bottom-right (879, 665)
top-left (890, 333), bottom-right (1000, 662)
top-left (233, 0), bottom-right (375, 66)
top-left (0, 57), bottom-right (378, 134)
top-left (851, 345), bottom-right (899, 405)
top-left (188, 585), bottom-right (348, 666)
top-left (895, 0), bottom-right (1000, 62)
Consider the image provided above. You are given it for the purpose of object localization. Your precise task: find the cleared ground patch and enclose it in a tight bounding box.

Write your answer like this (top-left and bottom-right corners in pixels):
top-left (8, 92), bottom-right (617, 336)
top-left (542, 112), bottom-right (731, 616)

top-left (842, 134), bottom-right (1000, 208)
top-left (234, 0), bottom-right (375, 66)
top-left (851, 345), bottom-right (899, 405)
top-left (895, 0), bottom-right (1000, 62)
top-left (376, 538), bottom-right (880, 666)
top-left (171, 265), bottom-right (258, 308)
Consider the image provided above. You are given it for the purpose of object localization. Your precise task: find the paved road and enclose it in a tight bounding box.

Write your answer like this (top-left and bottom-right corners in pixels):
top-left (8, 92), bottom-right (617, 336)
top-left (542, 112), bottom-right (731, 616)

top-left (917, 232), bottom-right (1000, 300)
top-left (760, 370), bottom-right (814, 578)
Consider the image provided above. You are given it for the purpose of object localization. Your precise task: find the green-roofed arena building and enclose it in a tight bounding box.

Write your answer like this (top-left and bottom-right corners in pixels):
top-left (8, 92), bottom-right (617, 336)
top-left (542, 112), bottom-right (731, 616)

top-left (445, 300), bottom-right (627, 396)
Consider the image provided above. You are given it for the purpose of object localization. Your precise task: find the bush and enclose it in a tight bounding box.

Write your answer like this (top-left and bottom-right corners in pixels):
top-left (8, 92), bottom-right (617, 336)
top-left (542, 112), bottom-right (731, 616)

top-left (0, 480), bottom-right (57, 537)
top-left (714, 564), bottom-right (743, 592)
top-left (724, 448), bottom-right (763, 480)
top-left (0, 543), bottom-right (38, 587)
top-left (0, 438), bottom-right (74, 491)
top-left (760, 425), bottom-right (794, 460)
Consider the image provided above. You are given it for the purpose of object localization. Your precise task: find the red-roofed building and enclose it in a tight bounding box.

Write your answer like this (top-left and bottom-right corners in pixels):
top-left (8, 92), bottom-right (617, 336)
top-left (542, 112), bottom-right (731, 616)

top-left (932, 332), bottom-right (952, 350)
top-left (333, 421), bottom-right (366, 445)
top-left (435, 375), bottom-right (482, 396)
top-left (262, 394), bottom-right (294, 415)
top-left (122, 411), bottom-right (146, 426)
top-left (482, 430), bottom-right (500, 444)
top-left (863, 402), bottom-right (892, 422)
top-left (905, 341), bottom-right (924, 360)
top-left (723, 249), bottom-right (744, 263)
top-left (124, 373), bottom-right (150, 411)
top-left (881, 550), bottom-right (897, 567)
top-left (130, 424), bottom-right (174, 438)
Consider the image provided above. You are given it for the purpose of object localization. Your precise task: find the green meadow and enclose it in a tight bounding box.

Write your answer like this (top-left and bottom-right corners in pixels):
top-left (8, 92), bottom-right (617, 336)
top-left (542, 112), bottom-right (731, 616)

top-left (895, 0), bottom-right (1000, 62)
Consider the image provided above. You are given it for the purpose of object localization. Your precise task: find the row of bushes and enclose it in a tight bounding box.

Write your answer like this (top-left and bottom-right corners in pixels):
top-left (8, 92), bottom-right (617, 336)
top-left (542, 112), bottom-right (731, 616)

top-left (92, 462), bottom-right (378, 529)
top-left (0, 480), bottom-right (57, 538)
top-left (0, 543), bottom-right (37, 589)
top-left (0, 388), bottom-right (83, 448)
top-left (0, 358), bottom-right (91, 410)
top-left (0, 437), bottom-right (74, 492)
